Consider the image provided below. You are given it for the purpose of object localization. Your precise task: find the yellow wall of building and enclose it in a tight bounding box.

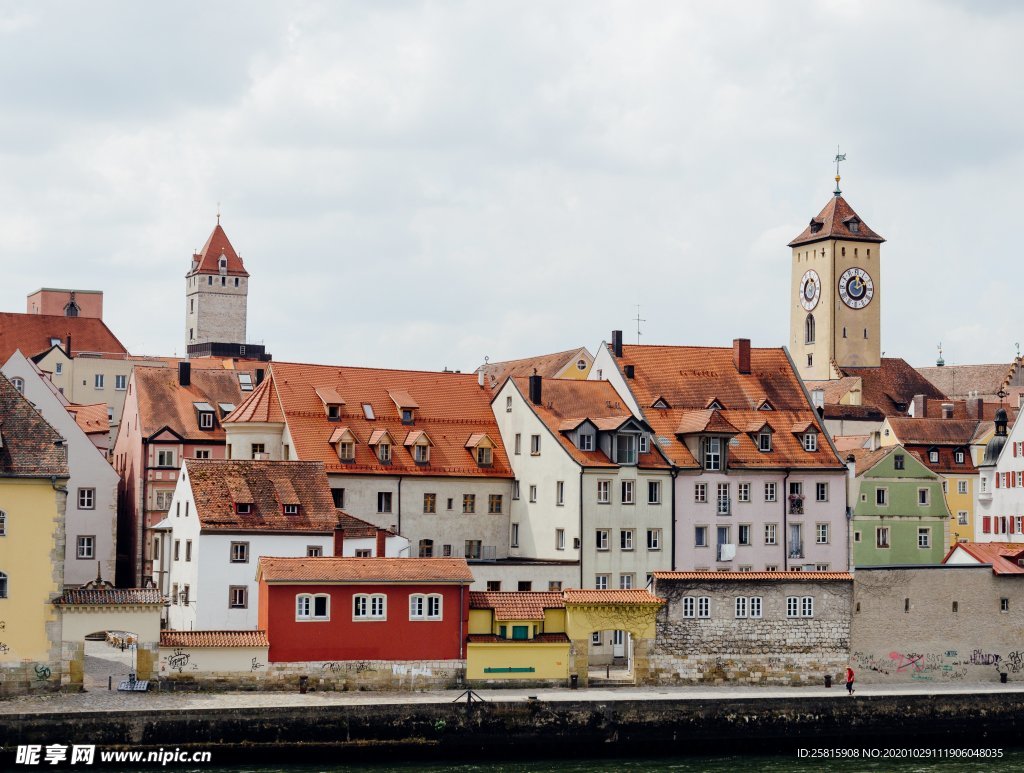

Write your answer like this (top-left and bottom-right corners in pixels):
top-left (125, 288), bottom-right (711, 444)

top-left (468, 609), bottom-right (492, 635)
top-left (0, 478), bottom-right (64, 662)
top-left (564, 604), bottom-right (660, 641)
top-left (466, 642), bottom-right (569, 680)
top-left (544, 608), bottom-right (566, 633)
top-left (943, 474), bottom-right (976, 546)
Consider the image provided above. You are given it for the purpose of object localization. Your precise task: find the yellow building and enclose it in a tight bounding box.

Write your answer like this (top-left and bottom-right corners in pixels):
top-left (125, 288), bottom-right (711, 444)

top-left (0, 373), bottom-right (69, 695)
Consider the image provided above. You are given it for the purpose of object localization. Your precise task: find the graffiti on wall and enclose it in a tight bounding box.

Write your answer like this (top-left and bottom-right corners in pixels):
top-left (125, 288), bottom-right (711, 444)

top-left (167, 649), bottom-right (191, 673)
top-left (321, 661), bottom-right (378, 674)
top-left (851, 646), bottom-right (1024, 682)
top-left (33, 665), bottom-right (51, 680)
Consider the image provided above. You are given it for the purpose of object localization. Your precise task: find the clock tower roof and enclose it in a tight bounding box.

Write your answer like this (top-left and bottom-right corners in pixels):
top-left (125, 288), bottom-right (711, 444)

top-left (187, 222), bottom-right (250, 278)
top-left (788, 195), bottom-right (885, 248)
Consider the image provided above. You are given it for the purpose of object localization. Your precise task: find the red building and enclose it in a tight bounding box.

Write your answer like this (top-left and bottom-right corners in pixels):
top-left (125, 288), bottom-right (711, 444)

top-left (257, 557), bottom-right (473, 662)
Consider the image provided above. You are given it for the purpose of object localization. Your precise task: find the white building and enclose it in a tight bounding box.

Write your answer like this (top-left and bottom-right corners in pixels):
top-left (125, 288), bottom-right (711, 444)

top-left (2, 349), bottom-right (119, 586)
top-left (975, 408), bottom-right (1024, 543)
top-left (158, 458), bottom-right (407, 630)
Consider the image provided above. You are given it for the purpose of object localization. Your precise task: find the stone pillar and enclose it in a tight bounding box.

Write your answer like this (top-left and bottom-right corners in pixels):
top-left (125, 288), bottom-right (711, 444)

top-left (633, 637), bottom-right (655, 685)
top-left (570, 638), bottom-right (590, 687)
top-left (136, 643), bottom-right (159, 681)
top-left (62, 640), bottom-right (85, 692)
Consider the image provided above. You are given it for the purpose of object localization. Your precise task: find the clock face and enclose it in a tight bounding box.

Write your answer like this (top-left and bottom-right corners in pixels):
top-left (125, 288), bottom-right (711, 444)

top-left (799, 270), bottom-right (821, 311)
top-left (838, 267), bottom-right (874, 309)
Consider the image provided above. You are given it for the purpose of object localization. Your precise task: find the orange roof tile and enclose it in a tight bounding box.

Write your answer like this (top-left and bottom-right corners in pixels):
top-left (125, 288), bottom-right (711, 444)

top-left (187, 223), bottom-right (249, 277)
top-left (839, 358), bottom-right (945, 417)
top-left (160, 630), bottom-right (268, 648)
top-left (67, 402), bottom-right (109, 436)
top-left (469, 591), bottom-right (565, 620)
top-left (467, 633), bottom-right (570, 644)
top-left (845, 446), bottom-right (891, 473)
top-left (886, 418), bottom-right (982, 446)
top-left (611, 344), bottom-right (842, 471)
top-left (186, 460), bottom-right (342, 533)
top-left (315, 386), bottom-right (345, 405)
top-left (233, 362), bottom-right (513, 478)
top-left (562, 589), bottom-right (664, 605)
top-left (0, 312), bottom-right (128, 361)
top-left (788, 195), bottom-right (885, 247)
top-left (136, 367), bottom-right (253, 441)
top-left (943, 542), bottom-right (1024, 575)
top-left (654, 571), bottom-right (854, 582)
top-left (258, 557), bottom-right (474, 583)
top-left (479, 348), bottom-right (591, 390)
top-left (0, 373), bottom-right (68, 478)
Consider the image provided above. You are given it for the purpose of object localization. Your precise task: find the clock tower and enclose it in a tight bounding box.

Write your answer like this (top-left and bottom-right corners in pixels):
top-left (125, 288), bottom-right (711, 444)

top-left (788, 175), bottom-right (884, 381)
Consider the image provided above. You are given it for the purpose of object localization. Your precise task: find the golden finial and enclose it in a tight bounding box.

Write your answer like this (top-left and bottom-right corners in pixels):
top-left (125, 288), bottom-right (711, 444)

top-left (833, 146), bottom-right (846, 197)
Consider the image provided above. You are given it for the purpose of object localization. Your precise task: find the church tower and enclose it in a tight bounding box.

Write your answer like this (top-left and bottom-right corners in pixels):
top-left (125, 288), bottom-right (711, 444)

top-left (185, 219), bottom-right (250, 356)
top-left (789, 172), bottom-right (884, 381)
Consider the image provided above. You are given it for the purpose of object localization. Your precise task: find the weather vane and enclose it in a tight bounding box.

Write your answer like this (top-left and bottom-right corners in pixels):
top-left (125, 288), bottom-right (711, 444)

top-left (834, 146), bottom-right (846, 196)
top-left (937, 341), bottom-right (944, 367)
top-left (634, 305), bottom-right (646, 344)
top-left (216, 202), bottom-right (221, 225)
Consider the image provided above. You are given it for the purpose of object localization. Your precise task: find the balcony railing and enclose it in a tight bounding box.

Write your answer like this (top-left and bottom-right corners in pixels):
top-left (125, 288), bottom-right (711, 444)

top-left (788, 541), bottom-right (804, 559)
top-left (450, 545), bottom-right (497, 562)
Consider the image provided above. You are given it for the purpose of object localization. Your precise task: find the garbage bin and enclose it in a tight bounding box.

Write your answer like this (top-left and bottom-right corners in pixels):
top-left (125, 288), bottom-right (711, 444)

top-left (570, 674), bottom-right (579, 689)
top-left (299, 675), bottom-right (309, 694)
top-left (824, 674), bottom-right (832, 688)
top-left (1001, 672), bottom-right (1008, 684)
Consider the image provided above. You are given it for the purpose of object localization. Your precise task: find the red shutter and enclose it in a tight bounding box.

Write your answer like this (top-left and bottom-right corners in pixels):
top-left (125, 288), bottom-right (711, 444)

top-left (996, 473), bottom-right (1001, 489)
top-left (1015, 443), bottom-right (1019, 458)
top-left (982, 516), bottom-right (991, 534)
top-left (1011, 518), bottom-right (1017, 535)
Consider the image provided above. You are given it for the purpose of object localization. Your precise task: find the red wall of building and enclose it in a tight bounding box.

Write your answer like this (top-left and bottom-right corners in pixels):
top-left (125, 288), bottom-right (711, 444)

top-left (263, 582), bottom-right (469, 663)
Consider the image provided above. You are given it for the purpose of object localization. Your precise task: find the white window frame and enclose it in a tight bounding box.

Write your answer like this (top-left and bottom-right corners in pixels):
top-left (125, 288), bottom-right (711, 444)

top-left (230, 541), bottom-right (249, 563)
top-left (621, 479), bottom-right (635, 505)
top-left (816, 482), bottom-right (828, 502)
top-left (115, 374), bottom-right (127, 391)
top-left (296, 593), bottom-right (330, 621)
top-left (918, 488), bottom-right (930, 506)
top-left (803, 432), bottom-right (818, 452)
top-left (917, 528), bottom-right (931, 549)
top-left (647, 528), bottom-right (661, 551)
top-left (620, 529), bottom-right (634, 551)
top-left (695, 482), bottom-right (707, 503)
top-left (409, 593), bottom-right (443, 621)
top-left (737, 482), bottom-right (750, 503)
top-left (764, 482), bottom-right (777, 502)
top-left (530, 434), bottom-right (541, 455)
top-left (529, 485), bottom-right (537, 503)
top-left (556, 481), bottom-right (565, 506)
top-left (556, 528), bottom-right (565, 551)
top-left (76, 535), bottom-right (95, 559)
top-left (354, 593), bottom-right (387, 620)
top-left (697, 596), bottom-right (710, 618)
top-left (694, 525), bottom-right (708, 548)
top-left (764, 523), bottom-right (777, 545)
top-left (735, 596), bottom-right (748, 618)
top-left (597, 480), bottom-right (610, 504)
top-left (816, 523), bottom-right (829, 544)
top-left (94, 373), bottom-right (104, 389)
top-left (957, 480), bottom-right (968, 495)
top-left (749, 596), bottom-right (763, 618)
top-left (78, 487), bottom-right (95, 510)
top-left (579, 433), bottom-right (594, 451)
top-left (595, 529), bottom-right (609, 551)
top-left (758, 432), bottom-right (772, 452)
top-left (595, 574), bottom-right (609, 590)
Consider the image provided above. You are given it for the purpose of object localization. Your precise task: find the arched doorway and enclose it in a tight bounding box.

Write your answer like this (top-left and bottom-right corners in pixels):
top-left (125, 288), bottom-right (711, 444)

top-left (587, 628), bottom-right (634, 684)
top-left (83, 630), bottom-right (140, 691)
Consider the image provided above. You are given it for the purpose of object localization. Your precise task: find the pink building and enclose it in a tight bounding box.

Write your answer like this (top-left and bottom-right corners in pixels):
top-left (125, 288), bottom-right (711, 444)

top-left (26, 288), bottom-right (104, 319)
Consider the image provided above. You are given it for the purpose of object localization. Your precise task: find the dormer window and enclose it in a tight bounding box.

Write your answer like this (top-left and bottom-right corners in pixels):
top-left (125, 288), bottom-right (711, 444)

top-left (218, 403), bottom-right (235, 418)
top-left (403, 430), bottom-right (433, 465)
top-left (330, 426), bottom-right (358, 462)
top-left (477, 446), bottom-right (493, 466)
top-left (579, 433), bottom-right (594, 451)
top-left (49, 337), bottom-right (62, 348)
top-left (803, 432), bottom-right (818, 452)
top-left (638, 435), bottom-right (649, 453)
top-left (651, 397), bottom-right (671, 410)
top-left (235, 503), bottom-right (252, 514)
top-left (466, 433), bottom-right (496, 467)
top-left (849, 220), bottom-right (860, 233)
top-left (929, 448), bottom-right (939, 463)
top-left (194, 402), bottom-right (215, 430)
top-left (238, 374), bottom-right (253, 392)
top-left (402, 409), bottom-right (414, 424)
top-left (759, 432), bottom-right (772, 452)
top-left (415, 444), bottom-right (430, 463)
top-left (219, 255), bottom-right (227, 274)
top-left (328, 405), bottom-right (341, 420)
top-left (702, 437), bottom-right (722, 470)
top-left (954, 450), bottom-right (965, 464)
top-left (283, 504), bottom-right (300, 516)
top-left (378, 442), bottom-right (392, 463)
top-left (809, 218), bottom-right (823, 234)
top-left (389, 391), bottom-right (419, 424)
top-left (615, 434), bottom-right (638, 465)
top-left (339, 441), bottom-right (355, 461)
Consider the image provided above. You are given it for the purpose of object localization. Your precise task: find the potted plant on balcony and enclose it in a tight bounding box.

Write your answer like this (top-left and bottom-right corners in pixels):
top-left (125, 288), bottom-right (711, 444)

top-left (788, 494), bottom-right (804, 514)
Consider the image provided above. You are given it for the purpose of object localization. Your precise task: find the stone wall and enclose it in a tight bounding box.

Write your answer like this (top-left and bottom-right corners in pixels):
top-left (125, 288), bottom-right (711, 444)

top-left (649, 577), bottom-right (852, 685)
top-left (158, 659), bottom-right (465, 692)
top-left (851, 565), bottom-right (1024, 684)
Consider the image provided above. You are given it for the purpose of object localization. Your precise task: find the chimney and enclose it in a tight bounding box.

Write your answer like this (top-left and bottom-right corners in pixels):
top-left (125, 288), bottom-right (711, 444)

top-left (333, 527), bottom-right (345, 557)
top-left (624, 364), bottom-right (635, 379)
top-left (611, 330), bottom-right (623, 358)
top-left (255, 368), bottom-right (265, 386)
top-left (968, 397), bottom-right (984, 419)
top-left (869, 431), bottom-right (881, 451)
top-left (477, 367), bottom-right (485, 389)
top-left (941, 403), bottom-right (954, 420)
top-left (911, 394), bottom-right (926, 418)
top-left (65, 335), bottom-right (72, 356)
top-left (178, 361), bottom-right (191, 387)
top-left (376, 529), bottom-right (387, 558)
top-left (528, 372), bottom-right (542, 405)
top-left (732, 338), bottom-right (751, 374)
top-left (811, 388), bottom-right (825, 410)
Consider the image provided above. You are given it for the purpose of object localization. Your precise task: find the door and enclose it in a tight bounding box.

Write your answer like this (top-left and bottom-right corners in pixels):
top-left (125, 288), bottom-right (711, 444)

top-left (612, 630), bottom-right (625, 658)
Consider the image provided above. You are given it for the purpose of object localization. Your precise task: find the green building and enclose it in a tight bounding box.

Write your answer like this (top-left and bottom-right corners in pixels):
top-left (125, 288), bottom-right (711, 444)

top-left (848, 445), bottom-right (950, 566)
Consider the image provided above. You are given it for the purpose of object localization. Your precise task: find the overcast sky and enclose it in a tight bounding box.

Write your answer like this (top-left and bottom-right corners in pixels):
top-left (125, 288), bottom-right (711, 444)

top-left (2, 1), bottom-right (1022, 372)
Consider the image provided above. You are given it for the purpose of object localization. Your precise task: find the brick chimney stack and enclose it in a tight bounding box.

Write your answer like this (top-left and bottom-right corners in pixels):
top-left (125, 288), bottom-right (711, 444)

top-left (733, 338), bottom-right (751, 375)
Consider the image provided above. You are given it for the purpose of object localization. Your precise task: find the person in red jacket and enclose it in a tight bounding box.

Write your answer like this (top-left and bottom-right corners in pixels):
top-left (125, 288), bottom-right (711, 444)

top-left (845, 665), bottom-right (856, 695)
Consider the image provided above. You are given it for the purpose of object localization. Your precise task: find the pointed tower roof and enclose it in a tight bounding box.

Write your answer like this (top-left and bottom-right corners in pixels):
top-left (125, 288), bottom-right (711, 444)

top-left (187, 223), bottom-right (250, 277)
top-left (788, 195), bottom-right (885, 247)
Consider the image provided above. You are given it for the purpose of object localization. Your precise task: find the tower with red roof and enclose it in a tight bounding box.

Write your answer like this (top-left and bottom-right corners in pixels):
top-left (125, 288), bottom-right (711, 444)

top-left (184, 218), bottom-right (251, 356)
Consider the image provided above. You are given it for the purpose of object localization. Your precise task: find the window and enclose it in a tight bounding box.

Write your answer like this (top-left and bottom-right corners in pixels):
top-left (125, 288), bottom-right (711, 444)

top-left (235, 502), bottom-right (252, 515)
top-left (816, 482), bottom-right (828, 502)
top-left (716, 483), bottom-right (730, 515)
top-left (801, 596), bottom-right (814, 617)
top-left (702, 437), bottom-right (722, 470)
top-left (77, 488), bottom-right (95, 510)
top-left (804, 313), bottom-right (815, 344)
top-left (410, 594), bottom-right (442, 620)
top-left (530, 435), bottom-right (541, 455)
top-left (556, 481), bottom-right (565, 506)
top-left (115, 374), bottom-right (127, 391)
top-left (195, 449), bottom-right (211, 459)
top-left (307, 546), bottom-right (323, 557)
top-left (173, 540), bottom-right (180, 561)
top-left (682, 597), bottom-right (695, 617)
top-left (735, 596), bottom-right (748, 618)
top-left (579, 433), bottom-right (594, 451)
top-left (514, 434), bottom-right (521, 455)
top-left (597, 480), bottom-right (610, 504)
top-left (697, 597), bottom-right (710, 618)
top-left (487, 581), bottom-right (502, 592)
top-left (639, 435), bottom-right (649, 453)
top-left (875, 487), bottom-right (888, 506)
top-left (957, 480), bottom-right (968, 495)
top-left (738, 524), bottom-right (751, 546)
top-left (918, 488), bottom-right (930, 506)
top-left (362, 403), bottom-right (375, 420)
top-left (595, 574), bottom-right (609, 590)
top-left (917, 528), bottom-right (930, 548)
top-left (76, 535), bottom-right (95, 559)
top-left (549, 580), bottom-right (563, 592)
top-left (463, 494), bottom-right (476, 513)
top-left (296, 594), bottom-right (330, 620)
top-left (353, 593), bottom-right (386, 620)
top-left (185, 540), bottom-right (192, 562)
top-left (55, 363), bottom-right (62, 375)
top-left (416, 538), bottom-right (434, 558)
top-left (377, 442), bottom-right (392, 463)
top-left (156, 449), bottom-right (175, 467)
top-left (648, 480), bottom-right (662, 504)
top-left (619, 573), bottom-right (634, 590)
top-left (894, 453), bottom-right (905, 470)
top-left (615, 434), bottom-right (637, 465)
top-left (464, 540), bottom-right (482, 560)
top-left (1001, 598), bottom-right (1010, 613)
top-left (477, 446), bottom-right (492, 466)
top-left (854, 530), bottom-right (862, 543)
top-left (0, 510), bottom-right (5, 536)
top-left (758, 432), bottom-right (772, 452)
top-left (488, 494), bottom-right (503, 514)
top-left (737, 483), bottom-right (750, 503)
top-left (377, 492), bottom-right (393, 513)
top-left (954, 450), bottom-right (965, 464)
top-left (620, 529), bottom-right (634, 551)
top-left (694, 525), bottom-right (708, 548)
top-left (510, 524), bottom-right (519, 549)
top-left (196, 410), bottom-right (213, 430)
top-left (556, 528), bottom-right (565, 550)
top-left (807, 354), bottom-right (813, 367)
top-left (695, 482), bottom-right (707, 503)
top-left (929, 449), bottom-right (939, 463)
top-left (238, 373), bottom-right (253, 391)
top-left (621, 480), bottom-right (635, 505)
top-left (416, 492), bottom-right (434, 514)
top-left (512, 480), bottom-right (520, 500)
top-left (764, 523), bottom-right (777, 545)
top-left (595, 529), bottom-right (609, 551)
top-left (529, 485), bottom-right (537, 503)
top-left (647, 529), bottom-right (661, 550)
top-left (414, 444), bottom-right (430, 464)
top-left (94, 374), bottom-right (104, 389)
top-left (786, 596), bottom-right (799, 617)
top-left (506, 396), bottom-right (512, 413)
top-left (229, 586), bottom-right (248, 609)
top-left (957, 511), bottom-right (969, 526)
top-left (354, 549), bottom-right (372, 558)
top-left (332, 488), bottom-right (345, 508)
top-left (230, 542), bottom-right (249, 563)
top-left (876, 527), bottom-right (890, 549)
top-left (816, 523), bottom-right (829, 544)
top-left (803, 432), bottom-right (817, 452)
top-left (764, 482), bottom-right (777, 502)
top-left (182, 585), bottom-right (191, 605)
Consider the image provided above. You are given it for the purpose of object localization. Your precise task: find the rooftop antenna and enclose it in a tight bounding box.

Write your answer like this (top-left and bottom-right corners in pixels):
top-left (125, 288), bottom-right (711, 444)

top-left (634, 305), bottom-right (646, 344)
top-left (833, 145), bottom-right (846, 197)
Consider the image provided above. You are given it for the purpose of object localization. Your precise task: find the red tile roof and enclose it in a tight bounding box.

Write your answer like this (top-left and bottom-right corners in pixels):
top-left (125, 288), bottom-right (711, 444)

top-left (0, 373), bottom-right (68, 478)
top-left (886, 418), bottom-right (979, 446)
top-left (917, 362), bottom-right (1018, 400)
top-left (0, 312), bottom-right (128, 361)
top-left (839, 358), bottom-right (945, 417)
top-left (230, 362), bottom-right (513, 478)
top-left (788, 195), bottom-right (885, 247)
top-left (160, 630), bottom-right (269, 648)
top-left (258, 557), bottom-right (474, 583)
top-left (611, 344), bottom-right (842, 471)
top-left (943, 542), bottom-right (1024, 575)
top-left (479, 348), bottom-right (591, 390)
top-left (467, 633), bottom-right (571, 644)
top-left (186, 460), bottom-right (342, 533)
top-left (654, 571), bottom-right (854, 582)
top-left (67, 402), bottom-right (109, 437)
top-left (135, 367), bottom-right (253, 441)
top-left (187, 223), bottom-right (249, 277)
top-left (508, 378), bottom-right (669, 469)
top-left (845, 446), bottom-right (891, 473)
top-left (562, 589), bottom-right (664, 605)
top-left (55, 587), bottom-right (163, 605)
top-left (469, 591), bottom-right (565, 620)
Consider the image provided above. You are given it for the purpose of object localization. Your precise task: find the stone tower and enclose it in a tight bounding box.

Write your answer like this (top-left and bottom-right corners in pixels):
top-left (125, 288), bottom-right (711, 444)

top-left (789, 179), bottom-right (885, 381)
top-left (185, 220), bottom-right (249, 354)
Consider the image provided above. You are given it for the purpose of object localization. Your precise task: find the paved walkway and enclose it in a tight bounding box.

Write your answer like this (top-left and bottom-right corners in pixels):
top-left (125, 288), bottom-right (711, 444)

top-left (2, 681), bottom-right (1022, 716)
